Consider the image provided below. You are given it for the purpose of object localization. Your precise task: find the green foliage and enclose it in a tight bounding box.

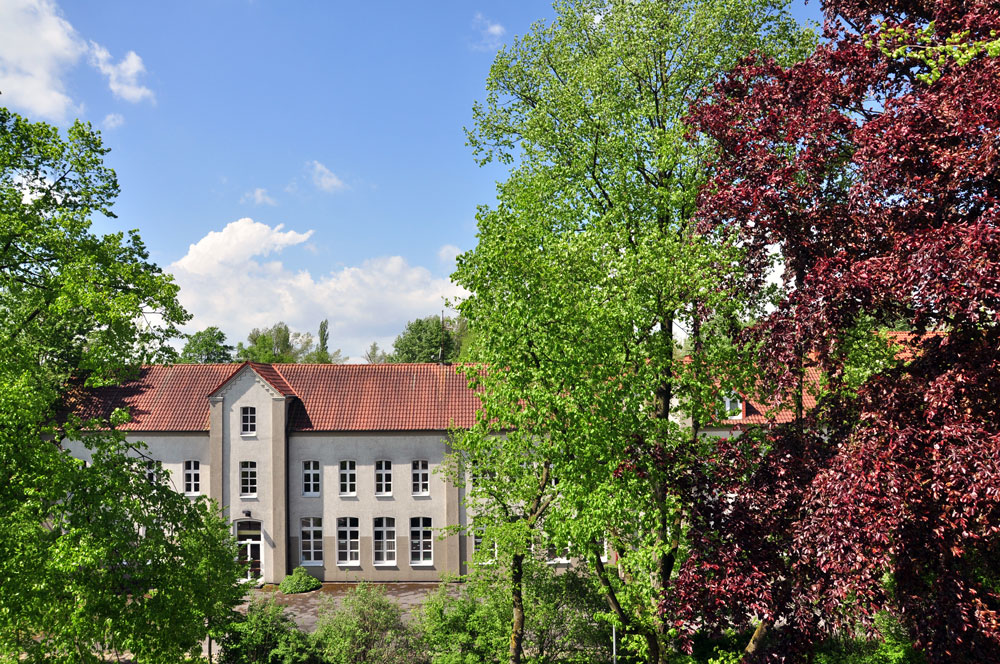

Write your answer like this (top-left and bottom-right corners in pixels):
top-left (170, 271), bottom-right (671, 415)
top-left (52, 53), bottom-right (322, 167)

top-left (0, 107), bottom-right (243, 662)
top-left (419, 567), bottom-right (610, 664)
top-left (279, 566), bottom-right (323, 594)
top-left (363, 341), bottom-right (389, 364)
top-left (238, 321), bottom-right (347, 364)
top-left (388, 315), bottom-right (460, 363)
top-left (311, 583), bottom-right (426, 664)
top-left (179, 326), bottom-right (235, 363)
top-left (454, 0), bottom-right (815, 660)
top-left (219, 598), bottom-right (318, 664)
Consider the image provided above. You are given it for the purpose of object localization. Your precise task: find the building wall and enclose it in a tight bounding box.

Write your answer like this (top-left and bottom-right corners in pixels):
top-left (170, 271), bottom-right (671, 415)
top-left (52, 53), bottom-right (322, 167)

top-left (287, 431), bottom-right (462, 582)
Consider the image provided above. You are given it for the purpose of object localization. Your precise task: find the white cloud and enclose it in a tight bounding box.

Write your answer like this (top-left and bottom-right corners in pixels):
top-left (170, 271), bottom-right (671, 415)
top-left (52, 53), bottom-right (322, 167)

top-left (241, 187), bottom-right (277, 206)
top-left (88, 42), bottom-right (154, 103)
top-left (0, 0), bottom-right (86, 121)
top-left (471, 13), bottom-right (506, 51)
top-left (437, 244), bottom-right (461, 265)
top-left (0, 0), bottom-right (153, 122)
top-left (168, 219), bottom-right (465, 360)
top-left (102, 112), bottom-right (124, 129)
top-left (308, 160), bottom-right (346, 192)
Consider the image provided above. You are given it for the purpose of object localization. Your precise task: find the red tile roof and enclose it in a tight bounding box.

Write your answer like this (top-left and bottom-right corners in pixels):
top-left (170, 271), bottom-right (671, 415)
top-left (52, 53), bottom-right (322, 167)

top-left (69, 364), bottom-right (240, 431)
top-left (73, 363), bottom-right (480, 432)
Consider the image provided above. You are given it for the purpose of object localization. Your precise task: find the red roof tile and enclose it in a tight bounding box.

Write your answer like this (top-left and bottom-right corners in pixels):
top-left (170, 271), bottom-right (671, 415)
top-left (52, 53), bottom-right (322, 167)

top-left (74, 363), bottom-right (480, 432)
top-left (70, 364), bottom-right (239, 431)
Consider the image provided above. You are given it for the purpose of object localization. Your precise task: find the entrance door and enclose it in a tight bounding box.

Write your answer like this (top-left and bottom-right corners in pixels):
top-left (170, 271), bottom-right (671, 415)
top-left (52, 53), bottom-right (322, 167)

top-left (237, 520), bottom-right (263, 580)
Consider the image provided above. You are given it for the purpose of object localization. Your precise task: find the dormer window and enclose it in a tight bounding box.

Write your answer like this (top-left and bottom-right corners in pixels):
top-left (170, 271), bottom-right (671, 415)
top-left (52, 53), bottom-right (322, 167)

top-left (722, 394), bottom-right (743, 419)
top-left (241, 406), bottom-right (256, 435)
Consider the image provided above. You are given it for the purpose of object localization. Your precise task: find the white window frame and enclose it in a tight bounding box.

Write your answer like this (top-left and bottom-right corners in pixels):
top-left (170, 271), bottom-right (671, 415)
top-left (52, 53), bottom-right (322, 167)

top-left (183, 459), bottom-right (201, 495)
top-left (240, 461), bottom-right (257, 497)
top-left (302, 460), bottom-right (320, 497)
top-left (411, 459), bottom-right (429, 496)
top-left (373, 517), bottom-right (396, 566)
top-left (145, 460), bottom-right (157, 484)
top-left (300, 517), bottom-right (323, 566)
top-left (375, 459), bottom-right (392, 496)
top-left (473, 528), bottom-right (497, 564)
top-left (339, 460), bottom-right (356, 496)
top-left (240, 406), bottom-right (257, 435)
top-left (409, 516), bottom-right (433, 565)
top-left (336, 516), bottom-right (360, 566)
top-left (723, 394), bottom-right (743, 420)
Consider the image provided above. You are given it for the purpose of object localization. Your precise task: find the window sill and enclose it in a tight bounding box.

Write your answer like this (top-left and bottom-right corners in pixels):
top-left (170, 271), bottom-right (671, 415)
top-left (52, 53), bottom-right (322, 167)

top-left (412, 492), bottom-right (431, 498)
top-left (373, 561), bottom-right (397, 567)
top-left (339, 493), bottom-right (357, 498)
top-left (410, 561), bottom-right (434, 567)
top-left (300, 561), bottom-right (323, 567)
top-left (240, 495), bottom-right (258, 500)
top-left (240, 432), bottom-right (257, 438)
top-left (375, 493), bottom-right (393, 498)
top-left (337, 562), bottom-right (361, 568)
top-left (302, 493), bottom-right (320, 498)
top-left (184, 492), bottom-right (201, 497)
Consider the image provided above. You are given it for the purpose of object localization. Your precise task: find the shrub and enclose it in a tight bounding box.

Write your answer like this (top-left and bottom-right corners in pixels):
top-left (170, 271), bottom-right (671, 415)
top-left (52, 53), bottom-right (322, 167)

top-left (312, 583), bottom-right (427, 664)
top-left (218, 597), bottom-right (319, 664)
top-left (280, 566), bottom-right (323, 594)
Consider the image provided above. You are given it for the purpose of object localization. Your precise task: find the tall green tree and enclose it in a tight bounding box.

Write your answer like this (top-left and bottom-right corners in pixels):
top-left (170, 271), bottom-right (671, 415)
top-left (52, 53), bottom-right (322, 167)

top-left (179, 326), bottom-right (235, 363)
top-left (236, 322), bottom-right (311, 363)
top-left (0, 108), bottom-right (244, 663)
top-left (388, 315), bottom-right (458, 363)
top-left (302, 319), bottom-right (347, 364)
top-left (453, 1), bottom-right (813, 662)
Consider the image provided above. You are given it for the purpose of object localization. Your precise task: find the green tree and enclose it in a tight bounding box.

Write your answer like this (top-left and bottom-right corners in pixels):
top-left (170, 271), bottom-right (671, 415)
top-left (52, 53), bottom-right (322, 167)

top-left (311, 583), bottom-right (426, 664)
top-left (388, 315), bottom-right (458, 363)
top-left (363, 341), bottom-right (389, 364)
top-left (0, 107), bottom-right (244, 663)
top-left (179, 326), bottom-right (235, 363)
top-left (453, 1), bottom-right (813, 662)
top-left (302, 319), bottom-right (347, 364)
top-left (236, 322), bottom-right (311, 363)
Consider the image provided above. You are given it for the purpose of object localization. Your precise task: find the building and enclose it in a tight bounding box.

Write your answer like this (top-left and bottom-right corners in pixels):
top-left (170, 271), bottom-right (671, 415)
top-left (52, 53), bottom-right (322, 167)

top-left (67, 361), bottom-right (479, 584)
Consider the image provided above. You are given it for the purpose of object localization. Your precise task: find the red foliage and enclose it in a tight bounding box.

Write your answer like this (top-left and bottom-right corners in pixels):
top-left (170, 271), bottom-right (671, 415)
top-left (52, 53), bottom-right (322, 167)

top-left (679, 0), bottom-right (1000, 660)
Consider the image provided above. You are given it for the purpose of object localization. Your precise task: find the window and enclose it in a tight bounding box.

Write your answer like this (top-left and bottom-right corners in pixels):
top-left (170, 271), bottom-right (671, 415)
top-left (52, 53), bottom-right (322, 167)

top-left (241, 406), bottom-right (256, 434)
top-left (240, 461), bottom-right (257, 497)
top-left (337, 517), bottom-right (360, 565)
top-left (722, 394), bottom-right (743, 419)
top-left (303, 460), bottom-right (320, 496)
top-left (373, 517), bottom-right (396, 565)
top-left (339, 460), bottom-right (356, 495)
top-left (411, 459), bottom-right (429, 495)
top-left (145, 460), bottom-right (157, 484)
top-left (375, 460), bottom-right (392, 496)
top-left (300, 517), bottom-right (323, 565)
top-left (184, 460), bottom-right (200, 494)
top-left (410, 516), bottom-right (432, 565)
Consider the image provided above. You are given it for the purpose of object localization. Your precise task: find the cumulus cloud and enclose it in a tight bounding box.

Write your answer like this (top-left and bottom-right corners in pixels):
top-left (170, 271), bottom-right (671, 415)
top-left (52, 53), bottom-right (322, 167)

top-left (0, 0), bottom-right (153, 122)
top-left (102, 112), bottom-right (124, 129)
top-left (471, 12), bottom-right (506, 51)
top-left (241, 187), bottom-right (276, 206)
top-left (88, 42), bottom-right (154, 103)
top-left (168, 219), bottom-right (465, 359)
top-left (0, 0), bottom-right (86, 121)
top-left (308, 160), bottom-right (346, 192)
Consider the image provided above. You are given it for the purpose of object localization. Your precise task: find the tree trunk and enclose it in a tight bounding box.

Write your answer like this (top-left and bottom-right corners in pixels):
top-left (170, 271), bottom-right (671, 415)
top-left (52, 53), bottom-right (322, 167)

top-left (509, 551), bottom-right (526, 664)
top-left (742, 620), bottom-right (769, 662)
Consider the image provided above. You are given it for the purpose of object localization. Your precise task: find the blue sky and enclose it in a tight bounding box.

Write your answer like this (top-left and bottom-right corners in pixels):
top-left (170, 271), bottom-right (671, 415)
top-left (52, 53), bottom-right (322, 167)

top-left (0, 0), bottom-right (822, 360)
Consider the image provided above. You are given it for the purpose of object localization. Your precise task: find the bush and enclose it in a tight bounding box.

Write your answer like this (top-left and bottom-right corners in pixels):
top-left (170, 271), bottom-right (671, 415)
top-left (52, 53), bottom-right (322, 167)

top-left (312, 583), bottom-right (427, 664)
top-left (418, 565), bottom-right (610, 664)
top-left (218, 597), bottom-right (319, 664)
top-left (280, 566), bottom-right (323, 594)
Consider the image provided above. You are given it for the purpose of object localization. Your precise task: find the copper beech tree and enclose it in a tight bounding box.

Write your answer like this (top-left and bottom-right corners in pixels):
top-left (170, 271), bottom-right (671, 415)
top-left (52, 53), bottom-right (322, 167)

top-left (671, 0), bottom-right (1000, 661)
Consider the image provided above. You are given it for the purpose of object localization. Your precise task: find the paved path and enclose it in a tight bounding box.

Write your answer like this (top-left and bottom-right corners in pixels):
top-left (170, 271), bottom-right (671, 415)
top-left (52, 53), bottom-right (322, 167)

top-left (246, 582), bottom-right (446, 632)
